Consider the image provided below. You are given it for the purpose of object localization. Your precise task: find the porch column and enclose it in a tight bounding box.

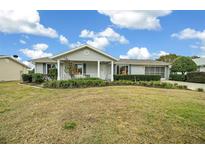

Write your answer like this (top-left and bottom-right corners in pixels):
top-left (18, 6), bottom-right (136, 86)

top-left (97, 60), bottom-right (100, 78)
top-left (45, 64), bottom-right (48, 75)
top-left (34, 63), bottom-right (37, 73)
top-left (57, 60), bottom-right (61, 80)
top-left (111, 61), bottom-right (114, 81)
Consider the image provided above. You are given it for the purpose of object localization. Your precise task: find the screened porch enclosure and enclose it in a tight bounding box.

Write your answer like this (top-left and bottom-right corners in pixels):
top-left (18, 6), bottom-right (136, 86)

top-left (145, 66), bottom-right (165, 78)
top-left (114, 64), bottom-right (168, 78)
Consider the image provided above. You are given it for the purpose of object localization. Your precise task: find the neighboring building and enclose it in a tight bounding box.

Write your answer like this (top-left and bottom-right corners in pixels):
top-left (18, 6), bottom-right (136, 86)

top-left (31, 45), bottom-right (170, 81)
top-left (193, 57), bottom-right (205, 72)
top-left (0, 56), bottom-right (30, 81)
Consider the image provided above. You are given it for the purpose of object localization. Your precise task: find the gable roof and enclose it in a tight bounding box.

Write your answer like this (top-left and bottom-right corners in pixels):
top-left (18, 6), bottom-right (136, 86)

top-left (0, 56), bottom-right (30, 69)
top-left (52, 44), bottom-right (118, 61)
top-left (193, 58), bottom-right (205, 66)
top-left (116, 59), bottom-right (170, 66)
top-left (31, 57), bottom-right (56, 63)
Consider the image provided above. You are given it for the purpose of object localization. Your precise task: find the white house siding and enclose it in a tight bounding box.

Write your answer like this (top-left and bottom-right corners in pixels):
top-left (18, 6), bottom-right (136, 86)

top-left (164, 66), bottom-right (170, 80)
top-left (86, 61), bottom-right (98, 77)
top-left (57, 48), bottom-right (113, 62)
top-left (100, 63), bottom-right (111, 80)
top-left (199, 66), bottom-right (205, 72)
top-left (35, 63), bottom-right (44, 74)
top-left (130, 65), bottom-right (145, 75)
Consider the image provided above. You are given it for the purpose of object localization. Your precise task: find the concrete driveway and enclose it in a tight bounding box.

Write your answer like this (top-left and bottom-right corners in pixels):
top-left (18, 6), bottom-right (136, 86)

top-left (162, 80), bottom-right (205, 90)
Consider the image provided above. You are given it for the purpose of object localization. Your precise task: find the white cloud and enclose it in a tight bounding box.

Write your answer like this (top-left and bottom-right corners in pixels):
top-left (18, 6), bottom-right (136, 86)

top-left (59, 35), bottom-right (69, 45)
top-left (99, 27), bottom-right (128, 44)
top-left (151, 50), bottom-right (170, 59)
top-left (80, 27), bottom-right (128, 49)
top-left (22, 61), bottom-right (34, 69)
top-left (69, 41), bottom-right (84, 49)
top-left (157, 51), bottom-right (169, 57)
top-left (20, 43), bottom-right (53, 59)
top-left (171, 28), bottom-right (205, 40)
top-left (120, 47), bottom-right (171, 59)
top-left (80, 29), bottom-right (95, 38)
top-left (19, 39), bottom-right (26, 44)
top-left (120, 47), bottom-right (151, 59)
top-left (172, 28), bottom-right (205, 51)
top-left (87, 37), bottom-right (110, 49)
top-left (0, 10), bottom-right (58, 38)
top-left (98, 11), bottom-right (172, 30)
top-left (33, 43), bottom-right (48, 51)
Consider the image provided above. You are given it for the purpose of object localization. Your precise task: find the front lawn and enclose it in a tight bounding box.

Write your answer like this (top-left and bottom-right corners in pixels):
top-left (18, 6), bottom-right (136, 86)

top-left (0, 82), bottom-right (204, 143)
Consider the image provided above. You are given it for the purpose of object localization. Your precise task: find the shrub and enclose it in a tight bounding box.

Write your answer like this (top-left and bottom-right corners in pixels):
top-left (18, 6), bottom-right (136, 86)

top-left (114, 75), bottom-right (161, 81)
top-left (75, 77), bottom-right (101, 80)
top-left (32, 73), bottom-right (45, 83)
top-left (48, 67), bottom-right (57, 80)
top-left (64, 121), bottom-right (76, 130)
top-left (112, 80), bottom-right (188, 90)
top-left (43, 78), bottom-right (108, 88)
top-left (21, 74), bottom-right (32, 83)
top-left (186, 72), bottom-right (205, 83)
top-left (176, 85), bottom-right (188, 89)
top-left (197, 88), bottom-right (204, 92)
top-left (169, 74), bottom-right (186, 81)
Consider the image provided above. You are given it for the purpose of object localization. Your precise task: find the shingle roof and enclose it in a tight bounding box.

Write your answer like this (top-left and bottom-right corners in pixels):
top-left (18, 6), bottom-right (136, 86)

top-left (193, 58), bottom-right (205, 66)
top-left (30, 57), bottom-right (56, 63)
top-left (116, 59), bottom-right (170, 66)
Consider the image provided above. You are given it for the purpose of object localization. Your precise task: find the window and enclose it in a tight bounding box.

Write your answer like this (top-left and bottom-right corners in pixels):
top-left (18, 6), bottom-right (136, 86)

top-left (75, 64), bottom-right (83, 75)
top-left (145, 67), bottom-right (165, 78)
top-left (116, 65), bottom-right (129, 75)
top-left (47, 64), bottom-right (52, 74)
top-left (43, 64), bottom-right (56, 74)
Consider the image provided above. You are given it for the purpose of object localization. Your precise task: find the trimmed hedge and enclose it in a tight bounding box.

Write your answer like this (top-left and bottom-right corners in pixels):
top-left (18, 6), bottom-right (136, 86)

top-left (186, 72), bottom-right (205, 83)
top-left (111, 80), bottom-right (188, 90)
top-left (114, 75), bottom-right (161, 81)
top-left (32, 73), bottom-right (45, 83)
top-left (44, 78), bottom-right (188, 90)
top-left (169, 74), bottom-right (186, 81)
top-left (22, 74), bottom-right (32, 83)
top-left (75, 77), bottom-right (101, 80)
top-left (43, 79), bottom-right (109, 88)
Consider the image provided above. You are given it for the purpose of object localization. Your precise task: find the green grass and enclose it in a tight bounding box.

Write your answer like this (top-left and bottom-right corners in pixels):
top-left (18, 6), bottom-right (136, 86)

top-left (0, 82), bottom-right (205, 143)
top-left (64, 121), bottom-right (77, 130)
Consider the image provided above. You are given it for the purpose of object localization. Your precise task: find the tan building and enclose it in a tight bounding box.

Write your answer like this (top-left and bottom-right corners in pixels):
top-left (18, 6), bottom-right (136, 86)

top-left (0, 56), bottom-right (30, 81)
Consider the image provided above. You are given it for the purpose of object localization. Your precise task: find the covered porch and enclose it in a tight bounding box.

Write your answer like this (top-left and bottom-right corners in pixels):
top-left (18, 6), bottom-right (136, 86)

top-left (57, 60), bottom-right (114, 81)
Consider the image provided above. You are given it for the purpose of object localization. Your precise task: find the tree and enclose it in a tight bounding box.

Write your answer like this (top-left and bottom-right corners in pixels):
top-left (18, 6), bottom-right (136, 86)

top-left (157, 54), bottom-right (178, 63)
top-left (64, 60), bottom-right (77, 79)
top-left (48, 66), bottom-right (57, 80)
top-left (171, 56), bottom-right (197, 75)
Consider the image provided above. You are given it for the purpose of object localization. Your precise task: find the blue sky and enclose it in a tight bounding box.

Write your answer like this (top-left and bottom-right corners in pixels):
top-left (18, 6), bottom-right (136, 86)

top-left (0, 10), bottom-right (205, 65)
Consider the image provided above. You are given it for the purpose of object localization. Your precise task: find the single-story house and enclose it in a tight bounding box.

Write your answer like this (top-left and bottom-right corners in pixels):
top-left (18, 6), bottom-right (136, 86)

top-left (0, 55), bottom-right (30, 81)
top-left (193, 57), bottom-right (205, 72)
top-left (31, 45), bottom-right (170, 81)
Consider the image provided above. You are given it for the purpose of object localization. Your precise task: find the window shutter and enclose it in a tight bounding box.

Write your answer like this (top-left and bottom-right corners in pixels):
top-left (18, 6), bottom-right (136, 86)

top-left (83, 63), bottom-right (86, 75)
